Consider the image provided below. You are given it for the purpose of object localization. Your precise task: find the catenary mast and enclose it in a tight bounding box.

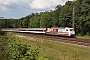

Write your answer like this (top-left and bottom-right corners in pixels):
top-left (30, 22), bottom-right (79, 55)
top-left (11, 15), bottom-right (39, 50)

top-left (72, 0), bottom-right (75, 30)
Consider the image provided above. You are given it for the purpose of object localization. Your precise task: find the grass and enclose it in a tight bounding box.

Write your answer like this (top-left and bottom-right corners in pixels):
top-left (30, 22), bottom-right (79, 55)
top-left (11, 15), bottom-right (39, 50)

top-left (76, 34), bottom-right (90, 39)
top-left (10, 35), bottom-right (90, 60)
top-left (4, 32), bottom-right (90, 60)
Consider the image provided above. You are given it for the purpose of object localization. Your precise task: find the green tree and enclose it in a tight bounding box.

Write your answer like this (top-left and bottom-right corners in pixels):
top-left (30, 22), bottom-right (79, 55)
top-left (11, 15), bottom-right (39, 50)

top-left (51, 4), bottom-right (62, 27)
top-left (40, 12), bottom-right (52, 28)
top-left (29, 16), bottom-right (40, 28)
top-left (75, 0), bottom-right (90, 35)
top-left (59, 1), bottom-right (72, 27)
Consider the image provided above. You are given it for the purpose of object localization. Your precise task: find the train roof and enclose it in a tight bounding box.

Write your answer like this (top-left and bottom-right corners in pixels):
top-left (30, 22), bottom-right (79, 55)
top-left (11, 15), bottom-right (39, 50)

top-left (49, 27), bottom-right (73, 29)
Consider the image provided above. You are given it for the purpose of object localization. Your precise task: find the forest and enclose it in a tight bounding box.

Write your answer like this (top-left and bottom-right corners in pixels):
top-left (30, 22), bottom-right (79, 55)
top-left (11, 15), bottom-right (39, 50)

top-left (0, 0), bottom-right (90, 36)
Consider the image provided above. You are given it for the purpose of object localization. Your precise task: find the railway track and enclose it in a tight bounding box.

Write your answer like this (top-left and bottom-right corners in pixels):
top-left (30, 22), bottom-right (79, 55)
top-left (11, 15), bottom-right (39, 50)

top-left (15, 33), bottom-right (90, 47)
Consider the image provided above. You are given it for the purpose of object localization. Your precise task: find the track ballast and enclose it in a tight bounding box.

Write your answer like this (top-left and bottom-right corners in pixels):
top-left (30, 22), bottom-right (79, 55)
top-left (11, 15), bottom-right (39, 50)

top-left (15, 33), bottom-right (90, 47)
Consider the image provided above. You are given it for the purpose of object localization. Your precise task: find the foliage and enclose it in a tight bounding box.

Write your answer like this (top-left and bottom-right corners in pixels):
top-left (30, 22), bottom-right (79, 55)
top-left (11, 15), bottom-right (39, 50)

top-left (0, 36), bottom-right (10, 60)
top-left (0, 27), bottom-right (5, 35)
top-left (0, 36), bottom-right (39, 60)
top-left (29, 16), bottom-right (40, 28)
top-left (0, 0), bottom-right (90, 36)
top-left (40, 12), bottom-right (52, 28)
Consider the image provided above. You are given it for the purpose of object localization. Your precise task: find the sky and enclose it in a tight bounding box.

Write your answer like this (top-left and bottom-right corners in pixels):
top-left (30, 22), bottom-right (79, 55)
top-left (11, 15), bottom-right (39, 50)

top-left (0, 0), bottom-right (73, 19)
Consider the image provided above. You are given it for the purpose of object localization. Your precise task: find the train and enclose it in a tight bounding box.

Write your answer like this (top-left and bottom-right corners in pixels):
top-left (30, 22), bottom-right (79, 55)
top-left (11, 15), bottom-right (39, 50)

top-left (2, 27), bottom-right (75, 37)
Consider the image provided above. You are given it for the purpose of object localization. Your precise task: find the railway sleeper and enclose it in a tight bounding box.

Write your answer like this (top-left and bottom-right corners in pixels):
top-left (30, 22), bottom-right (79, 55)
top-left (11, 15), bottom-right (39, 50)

top-left (77, 42), bottom-right (84, 45)
top-left (69, 41), bottom-right (77, 44)
top-left (61, 40), bottom-right (70, 43)
top-left (84, 43), bottom-right (90, 46)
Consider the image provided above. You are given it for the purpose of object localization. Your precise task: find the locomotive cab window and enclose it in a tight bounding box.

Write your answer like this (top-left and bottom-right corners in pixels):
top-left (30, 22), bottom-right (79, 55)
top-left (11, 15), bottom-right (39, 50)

top-left (70, 29), bottom-right (73, 31)
top-left (66, 29), bottom-right (68, 31)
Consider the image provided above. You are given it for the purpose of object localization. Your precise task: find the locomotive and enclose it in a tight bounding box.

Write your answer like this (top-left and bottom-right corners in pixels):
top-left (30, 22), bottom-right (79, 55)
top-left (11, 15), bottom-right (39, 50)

top-left (45, 27), bottom-right (75, 37)
top-left (2, 27), bottom-right (75, 37)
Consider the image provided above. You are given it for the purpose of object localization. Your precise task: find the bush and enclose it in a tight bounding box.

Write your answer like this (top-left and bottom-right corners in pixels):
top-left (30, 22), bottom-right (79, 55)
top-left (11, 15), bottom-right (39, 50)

top-left (0, 36), bottom-right (10, 60)
top-left (0, 36), bottom-right (39, 60)
top-left (0, 29), bottom-right (5, 35)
